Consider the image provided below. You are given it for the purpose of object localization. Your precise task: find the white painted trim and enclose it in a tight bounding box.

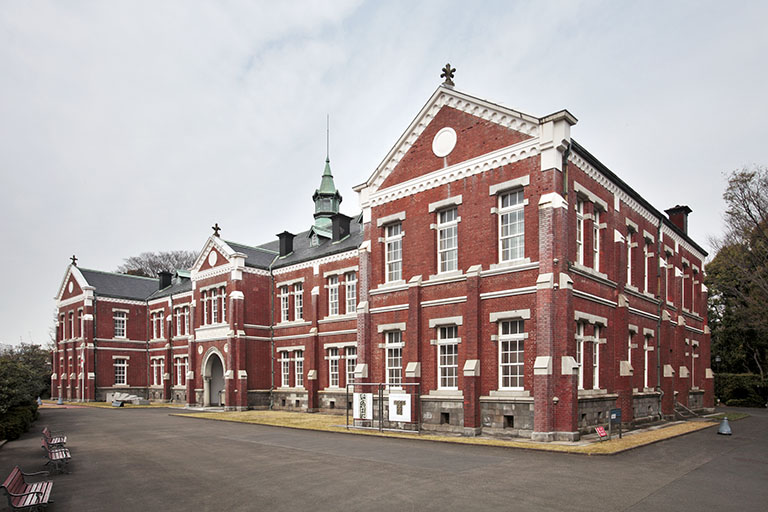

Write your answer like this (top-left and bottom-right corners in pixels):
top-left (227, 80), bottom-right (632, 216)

top-left (323, 341), bottom-right (357, 349)
top-left (275, 276), bottom-right (305, 288)
top-left (428, 195), bottom-right (463, 213)
top-left (276, 345), bottom-right (305, 352)
top-left (370, 304), bottom-right (409, 314)
top-left (420, 296), bottom-right (467, 308)
top-left (489, 175), bottom-right (530, 196)
top-left (272, 249), bottom-right (358, 276)
top-left (428, 316), bottom-right (463, 328)
top-left (574, 311), bottom-right (608, 326)
top-left (376, 211), bottom-right (406, 227)
top-left (319, 329), bottom-right (357, 337)
top-left (573, 181), bottom-right (608, 211)
top-left (377, 322), bottom-right (406, 333)
top-left (489, 309), bottom-right (531, 322)
top-left (479, 286), bottom-right (537, 300)
top-left (323, 265), bottom-right (359, 278)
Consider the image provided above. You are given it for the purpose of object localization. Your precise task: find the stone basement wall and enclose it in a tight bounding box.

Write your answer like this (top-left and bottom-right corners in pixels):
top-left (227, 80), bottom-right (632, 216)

top-left (421, 396), bottom-right (465, 434)
top-left (170, 389), bottom-right (187, 403)
top-left (688, 389), bottom-right (706, 411)
top-left (318, 390), bottom-right (351, 415)
top-left (272, 389), bottom-right (309, 410)
top-left (576, 394), bottom-right (618, 434)
top-left (96, 387), bottom-right (147, 402)
top-left (632, 392), bottom-right (662, 424)
top-left (480, 398), bottom-right (534, 438)
top-left (247, 391), bottom-right (270, 409)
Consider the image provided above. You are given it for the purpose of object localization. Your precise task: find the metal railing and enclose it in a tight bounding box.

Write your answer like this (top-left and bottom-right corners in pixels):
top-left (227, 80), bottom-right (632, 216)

top-left (345, 382), bottom-right (421, 433)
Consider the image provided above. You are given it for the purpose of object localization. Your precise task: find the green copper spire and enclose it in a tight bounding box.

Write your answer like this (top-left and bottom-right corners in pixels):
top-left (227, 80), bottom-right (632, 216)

top-left (312, 157), bottom-right (342, 232)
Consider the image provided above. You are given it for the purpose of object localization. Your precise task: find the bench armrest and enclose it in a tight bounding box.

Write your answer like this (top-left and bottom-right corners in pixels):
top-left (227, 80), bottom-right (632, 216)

top-left (4, 490), bottom-right (43, 499)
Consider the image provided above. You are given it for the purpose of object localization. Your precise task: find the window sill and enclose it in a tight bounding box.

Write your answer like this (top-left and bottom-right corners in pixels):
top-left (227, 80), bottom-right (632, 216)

top-left (424, 271), bottom-right (466, 286)
top-left (318, 314), bottom-right (356, 324)
top-left (275, 320), bottom-right (312, 329)
top-left (423, 390), bottom-right (464, 400)
top-left (370, 281), bottom-right (408, 295)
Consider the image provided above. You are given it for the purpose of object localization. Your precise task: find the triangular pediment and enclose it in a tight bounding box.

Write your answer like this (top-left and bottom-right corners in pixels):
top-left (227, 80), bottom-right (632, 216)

top-left (356, 85), bottom-right (542, 195)
top-left (191, 237), bottom-right (236, 273)
top-left (55, 265), bottom-right (89, 302)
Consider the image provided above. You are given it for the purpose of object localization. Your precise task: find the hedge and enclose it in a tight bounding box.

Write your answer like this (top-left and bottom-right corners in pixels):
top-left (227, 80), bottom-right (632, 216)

top-left (0, 403), bottom-right (39, 441)
top-left (714, 373), bottom-right (767, 407)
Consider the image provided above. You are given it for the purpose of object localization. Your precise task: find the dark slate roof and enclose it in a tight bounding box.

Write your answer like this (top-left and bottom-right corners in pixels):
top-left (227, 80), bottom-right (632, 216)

top-left (272, 214), bottom-right (363, 269)
top-left (79, 268), bottom-right (159, 301)
top-left (571, 140), bottom-right (708, 256)
top-left (146, 273), bottom-right (193, 300)
top-left (225, 240), bottom-right (279, 270)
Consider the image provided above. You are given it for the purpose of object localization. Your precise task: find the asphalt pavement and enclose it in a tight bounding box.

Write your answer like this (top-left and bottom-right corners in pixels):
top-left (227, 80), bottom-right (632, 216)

top-left (1, 406), bottom-right (766, 511)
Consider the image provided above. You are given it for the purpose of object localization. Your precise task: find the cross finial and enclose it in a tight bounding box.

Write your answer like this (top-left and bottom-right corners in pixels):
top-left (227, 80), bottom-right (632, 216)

top-left (70, 254), bottom-right (78, 266)
top-left (441, 63), bottom-right (456, 87)
top-left (212, 223), bottom-right (221, 237)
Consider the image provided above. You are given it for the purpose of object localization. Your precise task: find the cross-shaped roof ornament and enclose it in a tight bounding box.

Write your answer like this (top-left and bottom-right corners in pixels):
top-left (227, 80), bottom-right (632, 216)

top-left (441, 63), bottom-right (456, 87)
top-left (70, 254), bottom-right (78, 266)
top-left (212, 223), bottom-right (221, 237)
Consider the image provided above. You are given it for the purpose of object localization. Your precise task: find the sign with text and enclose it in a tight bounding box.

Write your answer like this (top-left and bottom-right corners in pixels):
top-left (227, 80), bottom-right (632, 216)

top-left (388, 393), bottom-right (411, 422)
top-left (596, 426), bottom-right (607, 438)
top-left (353, 393), bottom-right (373, 420)
top-left (610, 408), bottom-right (622, 423)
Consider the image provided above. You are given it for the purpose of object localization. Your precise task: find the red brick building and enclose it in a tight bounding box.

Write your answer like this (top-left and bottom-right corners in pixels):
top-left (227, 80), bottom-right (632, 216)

top-left (52, 76), bottom-right (713, 441)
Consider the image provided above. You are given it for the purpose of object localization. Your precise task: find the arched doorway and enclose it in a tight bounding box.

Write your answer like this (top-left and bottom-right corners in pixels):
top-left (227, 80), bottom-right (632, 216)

top-left (203, 350), bottom-right (226, 407)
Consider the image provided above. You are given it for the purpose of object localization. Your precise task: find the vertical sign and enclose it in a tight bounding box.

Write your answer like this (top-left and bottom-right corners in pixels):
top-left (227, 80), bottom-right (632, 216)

top-left (388, 393), bottom-right (411, 422)
top-left (354, 392), bottom-right (373, 420)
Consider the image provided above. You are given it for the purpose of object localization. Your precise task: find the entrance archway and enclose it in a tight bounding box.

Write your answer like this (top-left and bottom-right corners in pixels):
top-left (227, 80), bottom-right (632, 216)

top-left (202, 350), bottom-right (226, 407)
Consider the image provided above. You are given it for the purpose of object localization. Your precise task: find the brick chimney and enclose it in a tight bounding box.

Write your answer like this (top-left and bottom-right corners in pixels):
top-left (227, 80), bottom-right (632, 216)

top-left (158, 271), bottom-right (173, 290)
top-left (665, 205), bottom-right (692, 234)
top-left (331, 213), bottom-right (352, 242)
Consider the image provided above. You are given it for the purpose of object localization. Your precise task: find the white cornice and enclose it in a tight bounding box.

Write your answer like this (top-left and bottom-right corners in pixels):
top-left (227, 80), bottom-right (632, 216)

top-left (95, 297), bottom-right (146, 306)
top-left (242, 266), bottom-right (271, 277)
top-left (661, 224), bottom-right (705, 263)
top-left (365, 138), bottom-right (539, 208)
top-left (272, 250), bottom-right (358, 276)
top-left (58, 293), bottom-right (85, 309)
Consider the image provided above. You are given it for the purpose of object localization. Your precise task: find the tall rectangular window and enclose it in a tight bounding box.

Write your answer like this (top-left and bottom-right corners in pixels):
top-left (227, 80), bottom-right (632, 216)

top-left (113, 311), bottom-right (126, 338)
top-left (211, 289), bottom-right (219, 323)
top-left (499, 189), bottom-right (524, 262)
top-left (644, 335), bottom-right (652, 389)
top-left (280, 354), bottom-right (290, 388)
top-left (183, 307), bottom-right (190, 335)
top-left (202, 291), bottom-right (209, 325)
top-left (294, 350), bottom-right (304, 388)
top-left (174, 308), bottom-right (182, 337)
top-left (385, 223), bottom-right (402, 282)
top-left (151, 358), bottom-right (164, 386)
top-left (77, 309), bottom-right (83, 338)
top-left (437, 208), bottom-right (458, 273)
top-left (626, 231), bottom-right (633, 286)
top-left (644, 242), bottom-right (650, 293)
top-left (68, 312), bottom-right (74, 340)
top-left (328, 276), bottom-right (339, 316)
top-left (576, 323), bottom-right (585, 390)
top-left (593, 210), bottom-right (600, 271)
top-left (345, 272), bottom-right (357, 314)
top-left (293, 283), bottom-right (303, 320)
top-left (328, 347), bottom-right (340, 387)
top-left (438, 326), bottom-right (459, 389)
top-left (628, 331), bottom-right (634, 371)
top-left (345, 346), bottom-right (357, 385)
top-left (593, 325), bottom-right (601, 390)
top-left (280, 286), bottom-right (290, 322)
top-left (220, 287), bottom-right (226, 323)
top-left (114, 358), bottom-right (127, 385)
top-left (499, 320), bottom-right (525, 389)
top-left (59, 314), bottom-right (65, 341)
top-left (576, 200), bottom-right (584, 265)
top-left (386, 331), bottom-right (402, 387)
top-left (175, 356), bottom-right (187, 387)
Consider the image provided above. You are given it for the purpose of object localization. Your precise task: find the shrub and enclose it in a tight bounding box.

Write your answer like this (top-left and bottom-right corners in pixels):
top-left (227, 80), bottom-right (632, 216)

top-left (0, 403), bottom-right (38, 441)
top-left (715, 373), bottom-right (767, 407)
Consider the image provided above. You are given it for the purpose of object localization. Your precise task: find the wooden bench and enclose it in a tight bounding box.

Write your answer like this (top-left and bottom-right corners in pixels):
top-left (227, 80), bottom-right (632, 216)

top-left (41, 427), bottom-right (66, 449)
top-left (40, 438), bottom-right (71, 474)
top-left (1, 466), bottom-right (54, 511)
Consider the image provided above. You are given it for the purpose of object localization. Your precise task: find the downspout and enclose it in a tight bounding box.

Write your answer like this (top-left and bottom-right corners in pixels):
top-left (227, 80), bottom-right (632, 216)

top-left (146, 302), bottom-right (151, 401)
top-left (656, 216), bottom-right (664, 420)
top-left (268, 257), bottom-right (276, 410)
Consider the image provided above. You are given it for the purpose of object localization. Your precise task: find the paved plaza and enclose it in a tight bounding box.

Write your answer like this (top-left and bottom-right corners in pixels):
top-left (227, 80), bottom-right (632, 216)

top-left (2, 406), bottom-right (766, 511)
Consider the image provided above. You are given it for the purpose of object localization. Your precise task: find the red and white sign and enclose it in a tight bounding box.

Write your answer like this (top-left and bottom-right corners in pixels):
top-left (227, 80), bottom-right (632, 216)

top-left (596, 426), bottom-right (607, 438)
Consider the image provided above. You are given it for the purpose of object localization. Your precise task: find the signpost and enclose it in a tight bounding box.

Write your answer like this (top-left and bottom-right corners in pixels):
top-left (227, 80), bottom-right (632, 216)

top-left (609, 408), bottom-right (622, 439)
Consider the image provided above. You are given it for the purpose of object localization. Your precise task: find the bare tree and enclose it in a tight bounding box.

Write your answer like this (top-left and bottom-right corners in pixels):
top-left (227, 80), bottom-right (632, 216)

top-left (706, 165), bottom-right (768, 379)
top-left (116, 250), bottom-right (197, 278)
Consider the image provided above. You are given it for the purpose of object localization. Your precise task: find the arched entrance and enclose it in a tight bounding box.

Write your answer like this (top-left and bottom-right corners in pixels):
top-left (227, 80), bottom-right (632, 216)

top-left (203, 350), bottom-right (226, 407)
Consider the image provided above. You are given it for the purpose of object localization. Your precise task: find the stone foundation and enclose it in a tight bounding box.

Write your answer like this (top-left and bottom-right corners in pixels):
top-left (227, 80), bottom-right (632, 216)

top-left (576, 392), bottom-right (618, 434)
top-left (420, 395), bottom-right (464, 434)
top-left (480, 396), bottom-right (534, 438)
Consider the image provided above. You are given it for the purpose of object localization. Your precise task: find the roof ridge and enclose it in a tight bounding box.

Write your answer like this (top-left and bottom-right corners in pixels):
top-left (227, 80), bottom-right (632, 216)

top-left (224, 239), bottom-right (279, 254)
top-left (79, 268), bottom-right (158, 281)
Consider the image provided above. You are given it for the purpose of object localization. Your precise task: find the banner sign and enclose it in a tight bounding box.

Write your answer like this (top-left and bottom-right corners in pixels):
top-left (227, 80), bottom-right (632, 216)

top-left (388, 393), bottom-right (411, 422)
top-left (353, 393), bottom-right (373, 420)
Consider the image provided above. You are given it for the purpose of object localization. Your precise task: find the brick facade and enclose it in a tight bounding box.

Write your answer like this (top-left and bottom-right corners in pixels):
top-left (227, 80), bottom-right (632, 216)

top-left (51, 82), bottom-right (713, 441)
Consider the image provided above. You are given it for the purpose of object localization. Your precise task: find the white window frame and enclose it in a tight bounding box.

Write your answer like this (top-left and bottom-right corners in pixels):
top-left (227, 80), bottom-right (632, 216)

top-left (280, 286), bottom-right (290, 322)
top-left (437, 325), bottom-right (459, 390)
top-left (626, 231), bottom-right (633, 287)
top-left (499, 320), bottom-right (525, 390)
top-left (328, 347), bottom-right (340, 388)
top-left (345, 272), bottom-right (357, 315)
top-left (385, 331), bottom-right (403, 387)
top-left (280, 354), bottom-right (290, 388)
top-left (151, 357), bottom-right (164, 387)
top-left (68, 312), bottom-right (74, 340)
top-left (437, 207), bottom-right (458, 273)
top-left (183, 306), bottom-right (190, 335)
top-left (113, 311), bottom-right (127, 339)
top-left (294, 350), bottom-right (304, 388)
top-left (202, 291), bottom-right (209, 325)
top-left (174, 308), bottom-right (182, 337)
top-left (221, 286), bottom-right (227, 323)
top-left (78, 309), bottom-right (83, 338)
top-left (211, 288), bottom-right (219, 324)
top-left (576, 199), bottom-right (584, 265)
top-left (175, 356), bottom-right (188, 387)
top-left (498, 189), bottom-right (525, 263)
top-left (328, 276), bottom-right (340, 316)
top-left (644, 335), bottom-right (652, 389)
top-left (593, 325), bottom-right (601, 390)
top-left (576, 322), bottom-right (585, 390)
top-left (644, 242), bottom-right (650, 293)
top-left (593, 209), bottom-right (600, 271)
top-left (345, 346), bottom-right (357, 386)
top-left (293, 283), bottom-right (303, 320)
top-left (385, 222), bottom-right (403, 282)
top-left (114, 358), bottom-right (127, 385)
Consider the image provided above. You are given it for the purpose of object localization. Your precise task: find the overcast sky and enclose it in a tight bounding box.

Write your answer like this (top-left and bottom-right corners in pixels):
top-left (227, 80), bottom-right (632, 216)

top-left (1, 0), bottom-right (766, 346)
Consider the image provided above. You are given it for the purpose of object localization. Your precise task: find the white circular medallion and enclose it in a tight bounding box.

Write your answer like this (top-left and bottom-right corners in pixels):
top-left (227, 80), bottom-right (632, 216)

top-left (224, 343), bottom-right (229, 353)
top-left (432, 127), bottom-right (457, 158)
top-left (198, 345), bottom-right (203, 355)
top-left (207, 251), bottom-right (218, 267)
top-left (68, 282), bottom-right (73, 293)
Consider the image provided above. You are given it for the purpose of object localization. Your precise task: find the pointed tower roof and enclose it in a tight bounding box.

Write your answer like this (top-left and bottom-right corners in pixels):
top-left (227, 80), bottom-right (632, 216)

top-left (312, 157), bottom-right (342, 233)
